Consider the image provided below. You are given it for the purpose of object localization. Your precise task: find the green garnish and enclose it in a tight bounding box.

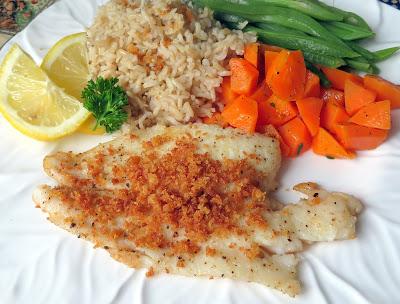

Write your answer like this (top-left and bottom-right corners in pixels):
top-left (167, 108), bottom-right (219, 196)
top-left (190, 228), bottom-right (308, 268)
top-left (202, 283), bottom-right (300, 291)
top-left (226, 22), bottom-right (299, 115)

top-left (296, 143), bottom-right (304, 156)
top-left (81, 77), bottom-right (128, 133)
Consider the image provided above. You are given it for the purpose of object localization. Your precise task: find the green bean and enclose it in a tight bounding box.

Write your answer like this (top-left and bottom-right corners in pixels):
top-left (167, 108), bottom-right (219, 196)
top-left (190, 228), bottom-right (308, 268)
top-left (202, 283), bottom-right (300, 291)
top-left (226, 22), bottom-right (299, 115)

top-left (351, 56), bottom-right (369, 63)
top-left (373, 47), bottom-right (400, 62)
top-left (195, 0), bottom-right (357, 55)
top-left (345, 59), bottom-right (378, 74)
top-left (322, 22), bottom-right (374, 41)
top-left (310, 0), bottom-right (372, 31)
top-left (246, 0), bottom-right (343, 21)
top-left (196, 0), bottom-right (343, 21)
top-left (242, 11), bottom-right (325, 37)
top-left (254, 23), bottom-right (308, 37)
top-left (345, 41), bottom-right (376, 61)
top-left (198, 0), bottom-right (322, 35)
top-left (247, 15), bottom-right (357, 56)
top-left (305, 61), bottom-right (331, 88)
top-left (214, 12), bottom-right (247, 25)
top-left (345, 44), bottom-right (400, 63)
top-left (369, 64), bottom-right (380, 75)
top-left (245, 26), bottom-right (358, 59)
top-left (343, 12), bottom-right (372, 32)
top-left (352, 55), bottom-right (379, 74)
top-left (303, 51), bottom-right (346, 68)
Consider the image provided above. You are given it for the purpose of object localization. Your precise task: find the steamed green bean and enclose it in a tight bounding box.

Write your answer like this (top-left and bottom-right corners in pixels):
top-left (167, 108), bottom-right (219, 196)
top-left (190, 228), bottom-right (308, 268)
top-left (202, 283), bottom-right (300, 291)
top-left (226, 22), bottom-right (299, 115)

top-left (245, 26), bottom-right (358, 59)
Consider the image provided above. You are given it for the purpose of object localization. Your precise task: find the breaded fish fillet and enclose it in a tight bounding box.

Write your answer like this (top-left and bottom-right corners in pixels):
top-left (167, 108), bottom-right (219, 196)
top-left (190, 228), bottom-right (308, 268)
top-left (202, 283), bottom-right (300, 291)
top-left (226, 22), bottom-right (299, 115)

top-left (33, 124), bottom-right (362, 296)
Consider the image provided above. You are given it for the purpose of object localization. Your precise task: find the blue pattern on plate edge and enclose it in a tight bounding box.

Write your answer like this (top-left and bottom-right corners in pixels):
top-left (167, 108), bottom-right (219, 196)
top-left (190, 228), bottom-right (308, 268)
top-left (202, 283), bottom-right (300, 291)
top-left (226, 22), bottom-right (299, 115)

top-left (380, 0), bottom-right (400, 9)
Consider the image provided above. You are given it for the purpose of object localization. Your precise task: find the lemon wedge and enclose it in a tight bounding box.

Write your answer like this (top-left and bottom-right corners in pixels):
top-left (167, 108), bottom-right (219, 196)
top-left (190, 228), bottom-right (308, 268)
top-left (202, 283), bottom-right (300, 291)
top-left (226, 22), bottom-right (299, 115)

top-left (41, 32), bottom-right (89, 100)
top-left (0, 44), bottom-right (90, 141)
top-left (41, 32), bottom-right (105, 135)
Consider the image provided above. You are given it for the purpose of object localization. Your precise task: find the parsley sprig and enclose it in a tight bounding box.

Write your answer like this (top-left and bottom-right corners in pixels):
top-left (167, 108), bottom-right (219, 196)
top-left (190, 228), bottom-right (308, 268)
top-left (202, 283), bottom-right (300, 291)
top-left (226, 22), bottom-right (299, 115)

top-left (81, 77), bottom-right (128, 133)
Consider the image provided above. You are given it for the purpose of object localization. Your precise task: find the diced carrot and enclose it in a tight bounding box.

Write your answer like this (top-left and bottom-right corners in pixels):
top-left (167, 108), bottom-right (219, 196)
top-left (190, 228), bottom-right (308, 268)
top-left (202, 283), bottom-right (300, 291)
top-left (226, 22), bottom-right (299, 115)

top-left (259, 44), bottom-right (279, 78)
top-left (221, 95), bottom-right (258, 133)
top-left (320, 102), bottom-right (350, 134)
top-left (219, 76), bottom-right (238, 105)
top-left (229, 58), bottom-right (259, 95)
top-left (345, 79), bottom-right (377, 115)
top-left (321, 67), bottom-right (363, 91)
top-left (266, 50), bottom-right (306, 101)
top-left (244, 43), bottom-right (259, 69)
top-left (296, 97), bottom-right (323, 136)
top-left (259, 124), bottom-right (291, 157)
top-left (260, 44), bottom-right (284, 53)
top-left (264, 50), bottom-right (279, 77)
top-left (349, 100), bottom-right (391, 130)
top-left (304, 70), bottom-right (320, 98)
top-left (364, 75), bottom-right (400, 109)
top-left (278, 117), bottom-right (312, 157)
top-left (312, 128), bottom-right (355, 159)
top-left (335, 123), bottom-right (388, 150)
top-left (250, 82), bottom-right (272, 103)
top-left (203, 112), bottom-right (228, 128)
top-left (321, 88), bottom-right (345, 107)
top-left (257, 94), bottom-right (298, 127)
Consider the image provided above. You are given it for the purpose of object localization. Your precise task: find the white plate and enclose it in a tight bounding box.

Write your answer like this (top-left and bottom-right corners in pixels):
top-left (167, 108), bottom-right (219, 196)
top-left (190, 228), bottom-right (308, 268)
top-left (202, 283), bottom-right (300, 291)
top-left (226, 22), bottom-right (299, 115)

top-left (1, 1), bottom-right (400, 303)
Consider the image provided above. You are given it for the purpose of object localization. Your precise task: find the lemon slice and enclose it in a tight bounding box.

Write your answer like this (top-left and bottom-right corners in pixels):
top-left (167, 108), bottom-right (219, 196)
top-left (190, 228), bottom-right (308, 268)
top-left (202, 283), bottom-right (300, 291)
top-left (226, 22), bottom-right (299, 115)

top-left (41, 32), bottom-right (89, 100)
top-left (41, 32), bottom-right (105, 135)
top-left (0, 44), bottom-right (90, 141)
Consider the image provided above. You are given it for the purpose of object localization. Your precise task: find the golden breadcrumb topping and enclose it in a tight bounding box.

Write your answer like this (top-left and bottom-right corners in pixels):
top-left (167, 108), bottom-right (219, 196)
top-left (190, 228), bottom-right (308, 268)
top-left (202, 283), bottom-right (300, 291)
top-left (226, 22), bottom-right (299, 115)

top-left (53, 137), bottom-right (269, 256)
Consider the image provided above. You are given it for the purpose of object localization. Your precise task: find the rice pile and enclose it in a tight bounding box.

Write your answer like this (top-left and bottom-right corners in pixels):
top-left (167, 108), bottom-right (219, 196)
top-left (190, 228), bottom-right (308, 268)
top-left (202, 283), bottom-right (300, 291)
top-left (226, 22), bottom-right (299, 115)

top-left (87, 0), bottom-right (256, 128)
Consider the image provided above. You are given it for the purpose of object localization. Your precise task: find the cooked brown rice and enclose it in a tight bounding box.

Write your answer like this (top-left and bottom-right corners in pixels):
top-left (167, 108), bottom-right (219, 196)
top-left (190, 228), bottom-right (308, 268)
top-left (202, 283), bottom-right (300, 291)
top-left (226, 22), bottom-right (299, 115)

top-left (86, 0), bottom-right (256, 128)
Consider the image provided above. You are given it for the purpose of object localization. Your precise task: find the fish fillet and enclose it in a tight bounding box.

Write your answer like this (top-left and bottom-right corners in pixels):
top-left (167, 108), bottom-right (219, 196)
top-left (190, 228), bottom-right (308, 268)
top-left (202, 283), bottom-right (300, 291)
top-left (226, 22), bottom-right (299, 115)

top-left (32, 124), bottom-right (362, 296)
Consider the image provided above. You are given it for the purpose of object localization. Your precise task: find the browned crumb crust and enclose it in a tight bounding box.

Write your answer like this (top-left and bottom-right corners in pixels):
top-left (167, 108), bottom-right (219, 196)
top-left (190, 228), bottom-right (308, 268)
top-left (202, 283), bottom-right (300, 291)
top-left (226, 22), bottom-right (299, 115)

top-left (50, 136), bottom-right (270, 257)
